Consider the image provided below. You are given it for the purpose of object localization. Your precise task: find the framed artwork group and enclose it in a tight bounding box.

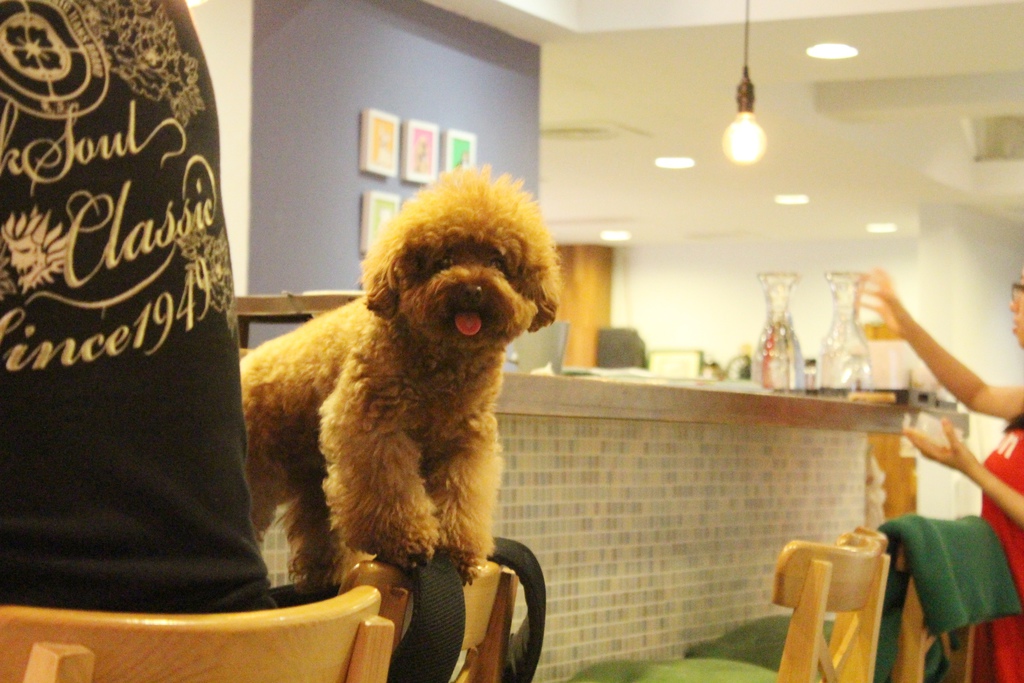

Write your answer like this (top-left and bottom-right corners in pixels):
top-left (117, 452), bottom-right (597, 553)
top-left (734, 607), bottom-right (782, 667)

top-left (358, 108), bottom-right (479, 253)
top-left (359, 108), bottom-right (477, 184)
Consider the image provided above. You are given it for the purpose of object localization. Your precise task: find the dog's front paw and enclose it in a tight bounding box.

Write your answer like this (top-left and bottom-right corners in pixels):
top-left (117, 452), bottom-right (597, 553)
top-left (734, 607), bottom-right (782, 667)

top-left (448, 548), bottom-right (487, 585)
top-left (387, 533), bottom-right (438, 570)
top-left (361, 520), bottom-right (441, 571)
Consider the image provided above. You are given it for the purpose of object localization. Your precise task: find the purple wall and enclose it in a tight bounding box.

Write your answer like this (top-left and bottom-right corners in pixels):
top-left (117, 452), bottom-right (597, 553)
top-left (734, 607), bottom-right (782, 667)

top-left (249, 0), bottom-right (541, 299)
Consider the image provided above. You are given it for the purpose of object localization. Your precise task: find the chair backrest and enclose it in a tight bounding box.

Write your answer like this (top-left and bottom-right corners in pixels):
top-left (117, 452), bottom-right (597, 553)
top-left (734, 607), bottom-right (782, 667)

top-left (889, 548), bottom-right (975, 683)
top-left (0, 585), bottom-right (393, 683)
top-left (344, 559), bottom-right (519, 683)
top-left (773, 527), bottom-right (890, 683)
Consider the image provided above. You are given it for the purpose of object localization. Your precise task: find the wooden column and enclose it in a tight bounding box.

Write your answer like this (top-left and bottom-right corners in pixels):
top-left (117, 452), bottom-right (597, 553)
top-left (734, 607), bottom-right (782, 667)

top-left (555, 245), bottom-right (613, 368)
top-left (865, 322), bottom-right (916, 519)
top-left (869, 432), bottom-right (916, 519)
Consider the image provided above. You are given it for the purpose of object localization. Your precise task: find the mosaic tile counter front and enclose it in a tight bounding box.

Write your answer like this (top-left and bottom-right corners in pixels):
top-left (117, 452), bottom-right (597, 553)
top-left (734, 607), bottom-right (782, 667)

top-left (261, 412), bottom-right (866, 683)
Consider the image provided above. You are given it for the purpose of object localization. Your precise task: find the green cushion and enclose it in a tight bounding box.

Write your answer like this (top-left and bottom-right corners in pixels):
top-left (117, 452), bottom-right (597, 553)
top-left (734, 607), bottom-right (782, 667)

top-left (566, 658), bottom-right (777, 683)
top-left (684, 615), bottom-right (833, 672)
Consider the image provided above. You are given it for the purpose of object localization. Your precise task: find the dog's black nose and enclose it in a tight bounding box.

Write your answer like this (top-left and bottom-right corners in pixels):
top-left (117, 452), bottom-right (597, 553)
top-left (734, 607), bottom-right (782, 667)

top-left (460, 285), bottom-right (483, 307)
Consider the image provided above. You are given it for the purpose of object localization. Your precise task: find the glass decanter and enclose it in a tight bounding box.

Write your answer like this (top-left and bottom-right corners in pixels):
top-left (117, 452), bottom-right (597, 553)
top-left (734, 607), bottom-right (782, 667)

top-left (752, 272), bottom-right (805, 391)
top-left (818, 271), bottom-right (873, 392)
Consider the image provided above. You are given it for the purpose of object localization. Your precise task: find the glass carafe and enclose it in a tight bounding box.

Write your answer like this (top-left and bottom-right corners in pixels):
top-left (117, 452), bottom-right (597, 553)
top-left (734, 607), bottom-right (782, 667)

top-left (819, 271), bottom-right (873, 392)
top-left (752, 272), bottom-right (804, 391)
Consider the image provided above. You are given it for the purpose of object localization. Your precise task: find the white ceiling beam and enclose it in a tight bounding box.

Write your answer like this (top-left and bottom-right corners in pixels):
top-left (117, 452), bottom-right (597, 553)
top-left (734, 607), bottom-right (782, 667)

top-left (573, 0), bottom-right (1024, 32)
top-left (419, 0), bottom-right (579, 42)
top-left (425, 0), bottom-right (1024, 43)
top-left (814, 72), bottom-right (1024, 122)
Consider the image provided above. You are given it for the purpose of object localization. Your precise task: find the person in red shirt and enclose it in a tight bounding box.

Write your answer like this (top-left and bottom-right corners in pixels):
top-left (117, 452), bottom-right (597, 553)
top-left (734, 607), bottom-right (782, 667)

top-left (861, 267), bottom-right (1024, 682)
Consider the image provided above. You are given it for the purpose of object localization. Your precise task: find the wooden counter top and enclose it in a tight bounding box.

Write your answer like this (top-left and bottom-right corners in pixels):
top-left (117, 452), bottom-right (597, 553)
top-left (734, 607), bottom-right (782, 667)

top-left (235, 293), bottom-right (962, 436)
top-left (496, 372), bottom-right (964, 435)
top-left (236, 292), bottom-right (361, 347)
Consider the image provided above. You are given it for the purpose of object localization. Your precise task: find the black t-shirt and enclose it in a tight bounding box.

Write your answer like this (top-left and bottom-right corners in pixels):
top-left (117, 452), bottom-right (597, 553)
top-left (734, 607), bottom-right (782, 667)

top-left (0, 0), bottom-right (272, 612)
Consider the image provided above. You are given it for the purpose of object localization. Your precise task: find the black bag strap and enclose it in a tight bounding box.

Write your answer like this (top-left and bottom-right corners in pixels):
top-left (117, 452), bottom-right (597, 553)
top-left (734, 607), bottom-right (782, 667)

top-left (384, 538), bottom-right (546, 683)
top-left (492, 537), bottom-right (546, 683)
top-left (386, 551), bottom-right (465, 683)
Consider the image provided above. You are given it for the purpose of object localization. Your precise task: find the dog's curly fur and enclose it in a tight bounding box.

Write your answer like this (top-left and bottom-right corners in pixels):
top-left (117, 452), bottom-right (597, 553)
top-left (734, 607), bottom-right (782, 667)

top-left (241, 167), bottom-right (561, 589)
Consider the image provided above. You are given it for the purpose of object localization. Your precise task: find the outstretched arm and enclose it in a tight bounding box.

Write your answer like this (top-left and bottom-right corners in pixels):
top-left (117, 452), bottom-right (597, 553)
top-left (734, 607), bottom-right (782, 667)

top-left (860, 268), bottom-right (1024, 420)
top-left (905, 419), bottom-right (1024, 530)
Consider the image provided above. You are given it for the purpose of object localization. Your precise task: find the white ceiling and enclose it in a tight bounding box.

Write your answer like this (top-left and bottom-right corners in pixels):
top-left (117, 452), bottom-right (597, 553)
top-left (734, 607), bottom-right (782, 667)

top-left (424, 0), bottom-right (1024, 244)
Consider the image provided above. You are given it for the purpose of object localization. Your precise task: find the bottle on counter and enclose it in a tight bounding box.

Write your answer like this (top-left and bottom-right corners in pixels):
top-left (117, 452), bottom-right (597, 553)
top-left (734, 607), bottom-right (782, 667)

top-left (725, 345), bottom-right (752, 380)
top-left (819, 271), bottom-right (873, 393)
top-left (752, 272), bottom-right (805, 391)
top-left (804, 358), bottom-right (818, 392)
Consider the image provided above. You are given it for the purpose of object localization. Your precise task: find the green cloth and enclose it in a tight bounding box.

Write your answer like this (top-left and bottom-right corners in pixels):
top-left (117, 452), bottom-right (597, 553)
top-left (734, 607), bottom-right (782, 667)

top-left (565, 616), bottom-right (832, 682)
top-left (565, 658), bottom-right (777, 683)
top-left (684, 615), bottom-right (832, 672)
top-left (875, 514), bottom-right (1022, 683)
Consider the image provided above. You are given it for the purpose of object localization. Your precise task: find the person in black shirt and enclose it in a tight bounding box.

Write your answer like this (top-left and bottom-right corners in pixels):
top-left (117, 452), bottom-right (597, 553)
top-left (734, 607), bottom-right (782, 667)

top-left (0, 0), bottom-right (272, 613)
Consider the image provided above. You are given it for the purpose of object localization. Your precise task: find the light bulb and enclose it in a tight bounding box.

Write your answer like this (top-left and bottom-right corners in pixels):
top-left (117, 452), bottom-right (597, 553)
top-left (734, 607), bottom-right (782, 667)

top-left (723, 112), bottom-right (766, 165)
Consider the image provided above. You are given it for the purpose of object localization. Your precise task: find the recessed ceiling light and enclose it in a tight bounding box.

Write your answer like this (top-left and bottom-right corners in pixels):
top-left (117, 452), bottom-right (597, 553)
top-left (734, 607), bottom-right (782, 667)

top-left (655, 157), bottom-right (695, 169)
top-left (600, 230), bottom-right (632, 242)
top-left (806, 43), bottom-right (858, 60)
top-left (866, 223), bottom-right (898, 234)
top-left (774, 194), bottom-right (810, 205)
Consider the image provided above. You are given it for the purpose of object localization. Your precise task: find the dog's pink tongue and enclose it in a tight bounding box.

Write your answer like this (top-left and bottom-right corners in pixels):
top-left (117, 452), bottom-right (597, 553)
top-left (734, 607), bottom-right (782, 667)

top-left (455, 311), bottom-right (482, 336)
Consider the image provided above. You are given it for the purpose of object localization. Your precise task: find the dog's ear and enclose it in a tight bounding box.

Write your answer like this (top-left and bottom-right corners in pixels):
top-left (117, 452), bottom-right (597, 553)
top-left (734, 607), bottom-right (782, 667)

top-left (365, 278), bottom-right (399, 318)
top-left (526, 260), bottom-right (562, 332)
top-left (362, 250), bottom-right (401, 319)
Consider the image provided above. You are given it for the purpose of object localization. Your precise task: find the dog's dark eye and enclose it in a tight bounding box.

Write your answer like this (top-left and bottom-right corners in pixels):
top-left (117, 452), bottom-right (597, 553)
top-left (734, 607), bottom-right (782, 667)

top-left (438, 256), bottom-right (453, 271)
top-left (489, 257), bottom-right (508, 276)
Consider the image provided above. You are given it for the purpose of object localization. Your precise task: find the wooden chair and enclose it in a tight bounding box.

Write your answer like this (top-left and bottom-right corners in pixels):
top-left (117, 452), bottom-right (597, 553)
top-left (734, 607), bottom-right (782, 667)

top-left (0, 585), bottom-right (394, 683)
top-left (890, 547), bottom-right (975, 683)
top-left (773, 527), bottom-right (890, 682)
top-left (344, 559), bottom-right (519, 683)
top-left (876, 513), bottom-right (1024, 683)
top-left (567, 527), bottom-right (890, 683)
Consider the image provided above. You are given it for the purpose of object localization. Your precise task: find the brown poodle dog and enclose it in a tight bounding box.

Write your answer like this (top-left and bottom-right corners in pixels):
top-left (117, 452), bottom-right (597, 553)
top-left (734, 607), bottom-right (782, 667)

top-left (241, 167), bottom-right (561, 589)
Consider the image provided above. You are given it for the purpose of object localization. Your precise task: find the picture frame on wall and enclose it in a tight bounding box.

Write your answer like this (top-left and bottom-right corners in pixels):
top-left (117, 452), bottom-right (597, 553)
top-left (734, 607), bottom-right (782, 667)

top-left (401, 119), bottom-right (439, 184)
top-left (361, 191), bottom-right (401, 253)
top-left (648, 349), bottom-right (704, 379)
top-left (359, 108), bottom-right (400, 177)
top-left (442, 129), bottom-right (477, 171)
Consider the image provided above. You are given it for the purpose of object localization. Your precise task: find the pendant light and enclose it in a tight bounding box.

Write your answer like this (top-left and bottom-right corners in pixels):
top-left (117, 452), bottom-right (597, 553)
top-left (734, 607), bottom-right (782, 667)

top-left (723, 0), bottom-right (766, 164)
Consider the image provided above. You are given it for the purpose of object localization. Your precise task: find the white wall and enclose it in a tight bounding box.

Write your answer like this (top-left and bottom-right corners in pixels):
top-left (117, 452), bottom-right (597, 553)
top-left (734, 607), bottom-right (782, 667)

top-left (611, 208), bottom-right (1024, 520)
top-left (190, 0), bottom-right (255, 294)
top-left (915, 204), bottom-right (1024, 518)
top-left (611, 237), bottom-right (919, 369)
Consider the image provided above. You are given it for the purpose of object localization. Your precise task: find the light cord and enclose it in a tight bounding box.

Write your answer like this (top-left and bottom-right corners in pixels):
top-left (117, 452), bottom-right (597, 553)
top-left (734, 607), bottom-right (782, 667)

top-left (743, 0), bottom-right (751, 69)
